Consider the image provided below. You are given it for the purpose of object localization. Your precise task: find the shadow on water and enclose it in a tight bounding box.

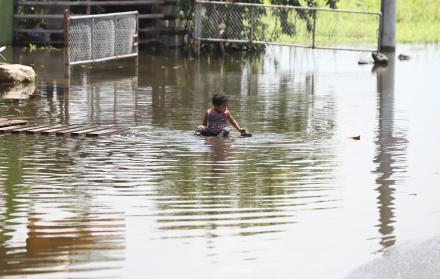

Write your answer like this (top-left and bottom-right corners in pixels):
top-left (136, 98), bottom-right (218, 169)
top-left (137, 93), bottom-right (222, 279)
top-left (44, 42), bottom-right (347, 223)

top-left (0, 83), bottom-right (36, 100)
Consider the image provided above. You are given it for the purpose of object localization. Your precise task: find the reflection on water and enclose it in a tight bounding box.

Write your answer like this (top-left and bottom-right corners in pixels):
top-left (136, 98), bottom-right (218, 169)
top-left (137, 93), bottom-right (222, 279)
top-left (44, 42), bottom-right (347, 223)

top-left (0, 135), bottom-right (125, 277)
top-left (0, 46), bottom-right (439, 278)
top-left (374, 51), bottom-right (400, 250)
top-left (0, 83), bottom-right (36, 100)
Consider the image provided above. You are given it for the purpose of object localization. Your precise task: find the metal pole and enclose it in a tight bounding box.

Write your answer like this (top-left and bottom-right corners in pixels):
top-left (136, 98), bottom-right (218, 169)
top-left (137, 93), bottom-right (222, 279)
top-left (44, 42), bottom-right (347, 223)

top-left (114, 14), bottom-right (117, 57)
top-left (311, 10), bottom-right (317, 48)
top-left (134, 12), bottom-right (139, 74)
top-left (64, 9), bottom-right (70, 76)
top-left (91, 17), bottom-right (95, 61)
top-left (63, 9), bottom-right (70, 121)
top-left (64, 9), bottom-right (69, 62)
top-left (193, 3), bottom-right (201, 57)
top-left (380, 0), bottom-right (396, 51)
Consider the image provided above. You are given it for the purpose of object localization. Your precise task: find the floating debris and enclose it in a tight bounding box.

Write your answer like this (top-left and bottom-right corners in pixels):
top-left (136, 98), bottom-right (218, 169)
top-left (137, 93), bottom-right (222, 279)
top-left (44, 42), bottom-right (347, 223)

top-left (398, 53), bottom-right (411, 61)
top-left (358, 59), bottom-right (373, 65)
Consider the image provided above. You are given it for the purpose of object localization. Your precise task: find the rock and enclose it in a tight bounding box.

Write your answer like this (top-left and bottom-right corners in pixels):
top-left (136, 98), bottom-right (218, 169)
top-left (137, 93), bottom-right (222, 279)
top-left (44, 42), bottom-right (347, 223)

top-left (0, 82), bottom-right (36, 99)
top-left (372, 52), bottom-right (389, 65)
top-left (398, 53), bottom-right (411, 61)
top-left (0, 63), bottom-right (36, 84)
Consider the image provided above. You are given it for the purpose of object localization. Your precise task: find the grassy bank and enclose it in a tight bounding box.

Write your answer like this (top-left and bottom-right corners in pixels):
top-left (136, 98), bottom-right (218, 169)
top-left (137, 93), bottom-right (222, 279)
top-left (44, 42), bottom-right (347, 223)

top-left (336, 0), bottom-right (440, 43)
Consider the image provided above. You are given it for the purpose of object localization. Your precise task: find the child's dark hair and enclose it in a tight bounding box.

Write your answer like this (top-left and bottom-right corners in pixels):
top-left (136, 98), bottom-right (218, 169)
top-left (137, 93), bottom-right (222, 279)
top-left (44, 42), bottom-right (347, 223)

top-left (212, 92), bottom-right (228, 106)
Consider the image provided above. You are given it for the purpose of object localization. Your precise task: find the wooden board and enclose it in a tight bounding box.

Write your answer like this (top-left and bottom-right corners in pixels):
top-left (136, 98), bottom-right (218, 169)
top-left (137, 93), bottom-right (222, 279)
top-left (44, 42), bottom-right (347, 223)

top-left (40, 125), bottom-right (81, 135)
top-left (0, 119), bottom-right (124, 137)
top-left (70, 127), bottom-right (106, 136)
top-left (55, 126), bottom-right (96, 136)
top-left (10, 125), bottom-right (43, 134)
top-left (0, 125), bottom-right (30, 133)
top-left (86, 128), bottom-right (124, 137)
top-left (0, 120), bottom-right (28, 128)
top-left (25, 125), bottom-right (64, 134)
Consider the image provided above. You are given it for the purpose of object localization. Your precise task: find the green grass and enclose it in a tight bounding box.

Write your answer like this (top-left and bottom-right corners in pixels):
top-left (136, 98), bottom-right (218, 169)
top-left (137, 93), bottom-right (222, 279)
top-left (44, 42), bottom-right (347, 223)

top-left (335, 0), bottom-right (440, 43)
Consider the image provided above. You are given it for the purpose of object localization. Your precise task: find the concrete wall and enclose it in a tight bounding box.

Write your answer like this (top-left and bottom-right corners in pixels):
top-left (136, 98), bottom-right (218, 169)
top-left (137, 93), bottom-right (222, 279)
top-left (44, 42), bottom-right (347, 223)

top-left (0, 0), bottom-right (14, 45)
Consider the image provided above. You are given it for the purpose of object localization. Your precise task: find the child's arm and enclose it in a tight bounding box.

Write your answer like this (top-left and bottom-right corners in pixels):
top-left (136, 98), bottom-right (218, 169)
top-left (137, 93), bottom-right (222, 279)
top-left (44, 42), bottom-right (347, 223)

top-left (226, 111), bottom-right (243, 132)
top-left (202, 111), bottom-right (208, 126)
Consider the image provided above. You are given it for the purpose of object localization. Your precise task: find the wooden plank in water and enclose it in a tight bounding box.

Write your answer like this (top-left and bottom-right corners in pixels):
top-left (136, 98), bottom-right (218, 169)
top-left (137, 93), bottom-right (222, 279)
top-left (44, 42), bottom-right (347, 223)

top-left (86, 128), bottom-right (124, 137)
top-left (55, 126), bottom-right (96, 136)
top-left (25, 125), bottom-right (64, 134)
top-left (0, 125), bottom-right (30, 133)
top-left (10, 125), bottom-right (43, 134)
top-left (0, 120), bottom-right (27, 128)
top-left (40, 125), bottom-right (81, 135)
top-left (70, 127), bottom-right (107, 136)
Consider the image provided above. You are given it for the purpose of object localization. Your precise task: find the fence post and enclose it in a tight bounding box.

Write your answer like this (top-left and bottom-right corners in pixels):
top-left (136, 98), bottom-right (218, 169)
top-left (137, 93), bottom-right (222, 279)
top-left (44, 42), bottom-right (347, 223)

top-left (249, 7), bottom-right (254, 42)
top-left (311, 10), bottom-right (317, 48)
top-left (91, 18), bottom-right (95, 61)
top-left (193, 3), bottom-right (201, 56)
top-left (114, 14), bottom-right (117, 58)
top-left (135, 12), bottom-right (139, 73)
top-left (380, 0), bottom-right (396, 51)
top-left (64, 10), bottom-right (69, 65)
top-left (377, 14), bottom-right (383, 52)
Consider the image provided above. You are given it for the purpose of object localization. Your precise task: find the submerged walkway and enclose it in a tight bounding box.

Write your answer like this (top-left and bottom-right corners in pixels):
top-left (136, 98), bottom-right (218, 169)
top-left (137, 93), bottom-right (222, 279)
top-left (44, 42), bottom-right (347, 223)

top-left (0, 118), bottom-right (125, 137)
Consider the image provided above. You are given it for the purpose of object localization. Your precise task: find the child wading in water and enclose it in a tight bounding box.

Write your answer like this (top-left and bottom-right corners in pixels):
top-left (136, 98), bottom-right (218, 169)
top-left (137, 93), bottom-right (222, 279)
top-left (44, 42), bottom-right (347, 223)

top-left (196, 92), bottom-right (251, 137)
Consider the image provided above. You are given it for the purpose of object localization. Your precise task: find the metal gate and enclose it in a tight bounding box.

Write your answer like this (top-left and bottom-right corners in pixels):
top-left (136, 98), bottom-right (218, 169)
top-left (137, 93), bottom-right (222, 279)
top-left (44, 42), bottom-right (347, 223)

top-left (65, 11), bottom-right (139, 66)
top-left (194, 1), bottom-right (382, 52)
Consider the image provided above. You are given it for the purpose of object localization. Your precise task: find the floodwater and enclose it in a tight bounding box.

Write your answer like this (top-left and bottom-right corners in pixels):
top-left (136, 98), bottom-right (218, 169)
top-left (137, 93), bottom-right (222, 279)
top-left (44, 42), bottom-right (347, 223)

top-left (0, 45), bottom-right (439, 278)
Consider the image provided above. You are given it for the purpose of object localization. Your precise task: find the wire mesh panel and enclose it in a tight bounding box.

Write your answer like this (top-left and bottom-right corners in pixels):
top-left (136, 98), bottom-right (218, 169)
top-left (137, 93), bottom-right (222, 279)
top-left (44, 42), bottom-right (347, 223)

top-left (66, 11), bottom-right (138, 65)
top-left (115, 16), bottom-right (137, 56)
top-left (314, 10), bottom-right (381, 51)
top-left (194, 1), bottom-right (381, 52)
top-left (68, 17), bottom-right (93, 63)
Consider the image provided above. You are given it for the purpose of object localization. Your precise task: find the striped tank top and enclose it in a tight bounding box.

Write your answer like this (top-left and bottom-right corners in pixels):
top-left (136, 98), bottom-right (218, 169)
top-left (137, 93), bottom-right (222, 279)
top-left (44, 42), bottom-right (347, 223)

top-left (207, 108), bottom-right (229, 132)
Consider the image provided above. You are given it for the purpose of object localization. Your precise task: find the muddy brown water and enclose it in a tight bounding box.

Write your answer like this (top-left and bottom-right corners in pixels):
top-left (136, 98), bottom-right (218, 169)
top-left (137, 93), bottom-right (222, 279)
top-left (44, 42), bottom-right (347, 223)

top-left (0, 45), bottom-right (439, 278)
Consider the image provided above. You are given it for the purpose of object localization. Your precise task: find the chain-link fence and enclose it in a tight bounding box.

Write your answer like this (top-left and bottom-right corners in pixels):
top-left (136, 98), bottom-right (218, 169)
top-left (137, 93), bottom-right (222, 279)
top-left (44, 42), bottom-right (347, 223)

top-left (65, 11), bottom-right (138, 65)
top-left (194, 1), bottom-right (382, 52)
